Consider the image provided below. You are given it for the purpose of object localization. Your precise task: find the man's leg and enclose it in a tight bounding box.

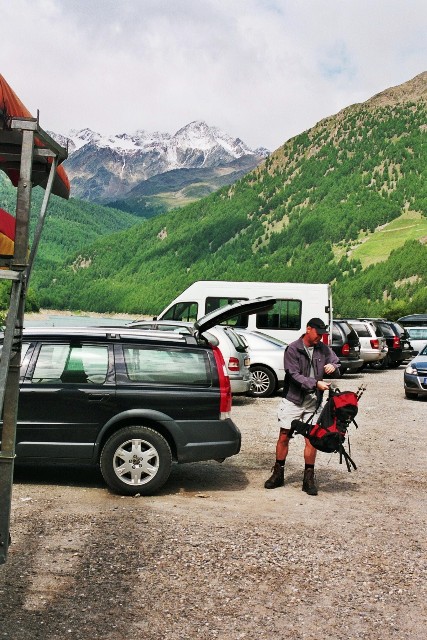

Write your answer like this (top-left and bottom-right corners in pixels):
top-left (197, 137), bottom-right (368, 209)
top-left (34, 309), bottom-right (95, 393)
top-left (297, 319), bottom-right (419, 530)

top-left (264, 428), bottom-right (289, 489)
top-left (302, 438), bottom-right (318, 495)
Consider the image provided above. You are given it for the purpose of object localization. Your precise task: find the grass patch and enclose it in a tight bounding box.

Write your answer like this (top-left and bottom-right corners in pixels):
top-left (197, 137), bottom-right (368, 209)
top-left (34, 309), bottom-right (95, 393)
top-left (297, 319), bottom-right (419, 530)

top-left (350, 210), bottom-right (427, 268)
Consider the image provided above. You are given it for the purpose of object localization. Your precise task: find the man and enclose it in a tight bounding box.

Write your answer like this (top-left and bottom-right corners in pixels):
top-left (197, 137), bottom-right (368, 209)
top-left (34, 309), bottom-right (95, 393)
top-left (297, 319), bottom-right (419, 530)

top-left (264, 317), bottom-right (340, 495)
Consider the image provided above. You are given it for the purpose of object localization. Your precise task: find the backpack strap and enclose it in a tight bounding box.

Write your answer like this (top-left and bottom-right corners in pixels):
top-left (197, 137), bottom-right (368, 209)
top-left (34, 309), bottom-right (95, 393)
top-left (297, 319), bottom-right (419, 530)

top-left (288, 410), bottom-right (316, 439)
top-left (339, 445), bottom-right (357, 472)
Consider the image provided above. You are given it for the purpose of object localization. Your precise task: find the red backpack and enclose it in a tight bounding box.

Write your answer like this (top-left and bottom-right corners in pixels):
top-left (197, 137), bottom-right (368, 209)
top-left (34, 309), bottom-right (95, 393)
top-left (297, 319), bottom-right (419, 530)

top-left (289, 386), bottom-right (365, 471)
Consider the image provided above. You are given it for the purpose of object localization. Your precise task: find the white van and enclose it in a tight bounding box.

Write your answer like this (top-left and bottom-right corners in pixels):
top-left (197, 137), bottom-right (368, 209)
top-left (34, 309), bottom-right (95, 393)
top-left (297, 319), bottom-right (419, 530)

top-left (156, 280), bottom-right (333, 344)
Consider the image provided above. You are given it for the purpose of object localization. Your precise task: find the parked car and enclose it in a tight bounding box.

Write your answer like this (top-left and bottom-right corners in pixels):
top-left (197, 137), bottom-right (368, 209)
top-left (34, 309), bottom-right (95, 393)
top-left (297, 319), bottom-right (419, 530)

top-left (343, 319), bottom-right (388, 370)
top-left (361, 319), bottom-right (412, 368)
top-left (406, 327), bottom-right (427, 355)
top-left (1, 298), bottom-right (275, 496)
top-left (404, 344), bottom-right (427, 399)
top-left (331, 320), bottom-right (364, 374)
top-left (234, 329), bottom-right (287, 398)
top-left (128, 320), bottom-right (251, 394)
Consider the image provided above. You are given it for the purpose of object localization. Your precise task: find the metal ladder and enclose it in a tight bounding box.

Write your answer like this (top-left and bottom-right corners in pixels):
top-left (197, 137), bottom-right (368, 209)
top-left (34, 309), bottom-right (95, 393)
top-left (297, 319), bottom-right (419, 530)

top-left (0, 116), bottom-right (67, 564)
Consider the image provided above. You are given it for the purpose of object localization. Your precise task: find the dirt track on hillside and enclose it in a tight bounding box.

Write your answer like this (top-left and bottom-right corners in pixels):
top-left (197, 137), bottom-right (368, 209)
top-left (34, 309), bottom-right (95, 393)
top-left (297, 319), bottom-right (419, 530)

top-left (1, 367), bottom-right (426, 640)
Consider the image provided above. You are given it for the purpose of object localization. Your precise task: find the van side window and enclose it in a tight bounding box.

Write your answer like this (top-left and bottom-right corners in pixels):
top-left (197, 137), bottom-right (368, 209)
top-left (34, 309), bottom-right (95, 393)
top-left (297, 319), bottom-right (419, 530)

top-left (162, 302), bottom-right (198, 322)
top-left (256, 300), bottom-right (302, 331)
top-left (205, 297), bottom-right (247, 314)
top-left (206, 297), bottom-right (249, 328)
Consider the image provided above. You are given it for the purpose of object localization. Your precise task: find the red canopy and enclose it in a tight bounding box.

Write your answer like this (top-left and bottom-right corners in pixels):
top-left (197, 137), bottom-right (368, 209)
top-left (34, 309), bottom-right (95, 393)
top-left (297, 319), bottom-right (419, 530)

top-left (0, 74), bottom-right (70, 199)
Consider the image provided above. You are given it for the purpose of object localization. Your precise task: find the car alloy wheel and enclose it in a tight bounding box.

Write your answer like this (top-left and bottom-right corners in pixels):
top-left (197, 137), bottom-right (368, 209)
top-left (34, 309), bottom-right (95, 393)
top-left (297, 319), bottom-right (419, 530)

top-left (249, 365), bottom-right (276, 398)
top-left (100, 426), bottom-right (172, 495)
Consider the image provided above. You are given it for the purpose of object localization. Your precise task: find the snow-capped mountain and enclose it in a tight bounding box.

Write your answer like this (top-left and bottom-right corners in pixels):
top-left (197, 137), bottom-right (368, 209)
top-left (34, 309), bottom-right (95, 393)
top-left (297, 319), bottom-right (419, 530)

top-left (50, 121), bottom-right (269, 204)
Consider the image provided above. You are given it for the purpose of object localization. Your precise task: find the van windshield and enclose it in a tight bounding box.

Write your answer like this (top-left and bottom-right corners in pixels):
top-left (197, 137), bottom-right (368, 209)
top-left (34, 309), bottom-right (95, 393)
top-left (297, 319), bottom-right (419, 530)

top-left (162, 301), bottom-right (198, 322)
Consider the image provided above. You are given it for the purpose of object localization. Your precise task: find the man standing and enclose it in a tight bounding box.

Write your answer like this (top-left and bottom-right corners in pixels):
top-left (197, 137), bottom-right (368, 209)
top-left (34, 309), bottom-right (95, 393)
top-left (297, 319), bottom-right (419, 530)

top-left (264, 318), bottom-right (340, 495)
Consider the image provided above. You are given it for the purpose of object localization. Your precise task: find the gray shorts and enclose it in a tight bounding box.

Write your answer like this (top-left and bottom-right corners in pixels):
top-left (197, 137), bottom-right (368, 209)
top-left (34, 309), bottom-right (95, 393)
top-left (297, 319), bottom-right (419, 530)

top-left (277, 394), bottom-right (322, 431)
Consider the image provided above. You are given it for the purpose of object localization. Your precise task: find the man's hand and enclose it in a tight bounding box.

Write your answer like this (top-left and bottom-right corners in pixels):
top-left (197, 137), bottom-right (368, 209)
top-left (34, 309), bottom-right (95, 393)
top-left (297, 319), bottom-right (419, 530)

top-left (324, 364), bottom-right (336, 375)
top-left (316, 380), bottom-right (331, 391)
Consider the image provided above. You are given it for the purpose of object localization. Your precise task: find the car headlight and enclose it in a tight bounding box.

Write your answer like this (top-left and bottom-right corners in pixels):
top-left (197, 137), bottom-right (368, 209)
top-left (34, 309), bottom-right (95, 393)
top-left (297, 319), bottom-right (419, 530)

top-left (405, 365), bottom-right (417, 375)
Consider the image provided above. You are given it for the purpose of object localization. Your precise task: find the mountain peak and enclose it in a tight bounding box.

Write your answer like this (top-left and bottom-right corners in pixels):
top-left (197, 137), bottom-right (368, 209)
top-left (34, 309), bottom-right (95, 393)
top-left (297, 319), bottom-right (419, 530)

top-left (367, 70), bottom-right (427, 108)
top-left (53, 121), bottom-right (268, 202)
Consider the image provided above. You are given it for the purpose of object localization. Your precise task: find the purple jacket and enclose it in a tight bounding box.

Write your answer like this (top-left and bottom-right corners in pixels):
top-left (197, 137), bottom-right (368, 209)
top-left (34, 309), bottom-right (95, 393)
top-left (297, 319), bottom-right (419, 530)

top-left (283, 337), bottom-right (340, 406)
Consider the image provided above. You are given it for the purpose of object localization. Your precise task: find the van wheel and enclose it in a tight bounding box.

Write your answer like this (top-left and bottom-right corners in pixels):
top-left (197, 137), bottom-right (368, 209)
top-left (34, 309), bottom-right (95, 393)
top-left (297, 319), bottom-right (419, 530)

top-left (249, 365), bottom-right (276, 397)
top-left (100, 426), bottom-right (172, 496)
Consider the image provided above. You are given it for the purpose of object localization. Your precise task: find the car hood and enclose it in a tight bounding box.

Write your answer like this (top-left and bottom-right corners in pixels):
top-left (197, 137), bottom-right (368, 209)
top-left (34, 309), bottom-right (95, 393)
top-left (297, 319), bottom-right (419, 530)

top-left (411, 356), bottom-right (427, 369)
top-left (194, 297), bottom-right (276, 334)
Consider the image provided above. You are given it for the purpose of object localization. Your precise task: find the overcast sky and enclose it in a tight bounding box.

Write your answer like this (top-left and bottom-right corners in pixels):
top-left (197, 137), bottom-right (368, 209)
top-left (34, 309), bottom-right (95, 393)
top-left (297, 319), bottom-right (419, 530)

top-left (1, 0), bottom-right (426, 151)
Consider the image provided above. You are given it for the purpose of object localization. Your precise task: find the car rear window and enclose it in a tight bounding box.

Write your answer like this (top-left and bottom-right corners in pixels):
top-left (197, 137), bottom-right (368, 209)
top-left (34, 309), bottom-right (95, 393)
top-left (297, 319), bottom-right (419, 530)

top-left (408, 328), bottom-right (427, 340)
top-left (221, 327), bottom-right (247, 352)
top-left (348, 322), bottom-right (371, 337)
top-left (123, 345), bottom-right (211, 386)
top-left (376, 322), bottom-right (395, 337)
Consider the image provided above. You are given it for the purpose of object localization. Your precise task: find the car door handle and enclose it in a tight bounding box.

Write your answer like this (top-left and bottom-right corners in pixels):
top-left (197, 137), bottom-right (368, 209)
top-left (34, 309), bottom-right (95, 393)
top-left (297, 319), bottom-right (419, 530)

top-left (88, 394), bottom-right (109, 402)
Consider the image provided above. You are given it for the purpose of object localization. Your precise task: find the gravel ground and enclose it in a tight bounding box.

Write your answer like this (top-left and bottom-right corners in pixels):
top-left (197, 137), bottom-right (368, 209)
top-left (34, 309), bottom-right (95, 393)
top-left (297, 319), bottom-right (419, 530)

top-left (1, 367), bottom-right (426, 640)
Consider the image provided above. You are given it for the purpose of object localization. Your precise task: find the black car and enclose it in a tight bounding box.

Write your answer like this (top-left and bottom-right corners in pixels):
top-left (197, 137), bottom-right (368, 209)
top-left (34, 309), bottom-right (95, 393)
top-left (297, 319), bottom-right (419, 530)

top-left (360, 318), bottom-right (412, 368)
top-left (331, 320), bottom-right (364, 374)
top-left (0, 298), bottom-right (276, 495)
top-left (397, 313), bottom-right (427, 327)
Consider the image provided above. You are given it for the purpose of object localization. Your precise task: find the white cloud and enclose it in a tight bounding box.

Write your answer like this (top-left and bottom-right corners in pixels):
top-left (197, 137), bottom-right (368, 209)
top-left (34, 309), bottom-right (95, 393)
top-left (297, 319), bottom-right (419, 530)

top-left (1, 0), bottom-right (426, 150)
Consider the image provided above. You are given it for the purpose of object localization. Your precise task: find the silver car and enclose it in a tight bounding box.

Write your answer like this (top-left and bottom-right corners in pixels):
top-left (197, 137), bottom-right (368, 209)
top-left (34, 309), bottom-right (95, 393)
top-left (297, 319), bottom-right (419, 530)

top-left (344, 319), bottom-right (388, 369)
top-left (127, 320), bottom-right (251, 394)
top-left (235, 329), bottom-right (287, 397)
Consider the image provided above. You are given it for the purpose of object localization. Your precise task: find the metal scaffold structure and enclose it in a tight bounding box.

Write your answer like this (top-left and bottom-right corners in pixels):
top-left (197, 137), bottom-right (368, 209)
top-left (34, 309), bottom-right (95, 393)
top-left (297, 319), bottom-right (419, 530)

top-left (0, 74), bottom-right (69, 564)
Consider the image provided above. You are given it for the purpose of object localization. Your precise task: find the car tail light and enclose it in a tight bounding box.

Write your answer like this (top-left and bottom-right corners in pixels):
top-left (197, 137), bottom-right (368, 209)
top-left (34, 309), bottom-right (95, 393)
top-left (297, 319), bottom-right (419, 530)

top-left (212, 346), bottom-right (232, 417)
top-left (370, 338), bottom-right (379, 349)
top-left (228, 356), bottom-right (240, 372)
top-left (321, 333), bottom-right (330, 345)
top-left (341, 343), bottom-right (350, 356)
top-left (393, 336), bottom-right (401, 349)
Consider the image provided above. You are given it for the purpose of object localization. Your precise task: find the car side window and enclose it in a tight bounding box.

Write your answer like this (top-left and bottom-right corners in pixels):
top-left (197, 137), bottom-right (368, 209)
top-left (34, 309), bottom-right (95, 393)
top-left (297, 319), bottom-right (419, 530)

top-left (31, 343), bottom-right (109, 384)
top-left (122, 346), bottom-right (210, 386)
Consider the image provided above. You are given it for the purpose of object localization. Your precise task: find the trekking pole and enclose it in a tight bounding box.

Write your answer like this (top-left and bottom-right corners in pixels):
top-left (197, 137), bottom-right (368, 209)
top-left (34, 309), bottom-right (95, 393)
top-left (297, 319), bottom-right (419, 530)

top-left (356, 384), bottom-right (367, 400)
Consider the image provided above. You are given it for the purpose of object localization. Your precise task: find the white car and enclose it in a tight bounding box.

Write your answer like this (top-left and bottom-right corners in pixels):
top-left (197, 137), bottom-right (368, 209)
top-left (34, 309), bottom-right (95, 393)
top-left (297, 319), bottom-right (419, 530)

top-left (344, 319), bottom-right (388, 369)
top-left (235, 329), bottom-right (287, 398)
top-left (406, 327), bottom-right (427, 355)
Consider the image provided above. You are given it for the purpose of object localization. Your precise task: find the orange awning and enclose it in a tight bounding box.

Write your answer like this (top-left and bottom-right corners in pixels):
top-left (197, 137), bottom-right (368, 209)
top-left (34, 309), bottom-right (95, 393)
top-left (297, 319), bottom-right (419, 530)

top-left (0, 74), bottom-right (70, 199)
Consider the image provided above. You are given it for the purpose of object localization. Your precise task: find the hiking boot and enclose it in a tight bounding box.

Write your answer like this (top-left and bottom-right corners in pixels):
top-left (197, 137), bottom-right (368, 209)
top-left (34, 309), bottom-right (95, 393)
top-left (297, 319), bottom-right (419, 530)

top-left (264, 462), bottom-right (284, 489)
top-left (302, 468), bottom-right (318, 495)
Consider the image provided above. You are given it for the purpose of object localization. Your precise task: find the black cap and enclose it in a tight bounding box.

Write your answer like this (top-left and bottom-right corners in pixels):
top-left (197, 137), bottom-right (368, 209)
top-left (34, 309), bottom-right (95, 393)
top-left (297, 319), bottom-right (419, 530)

top-left (307, 317), bottom-right (328, 334)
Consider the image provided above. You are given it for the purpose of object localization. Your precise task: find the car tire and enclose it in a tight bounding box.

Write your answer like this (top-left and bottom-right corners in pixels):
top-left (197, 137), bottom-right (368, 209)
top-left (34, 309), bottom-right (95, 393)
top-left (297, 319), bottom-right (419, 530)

top-left (100, 426), bottom-right (172, 496)
top-left (370, 354), bottom-right (390, 370)
top-left (249, 365), bottom-right (277, 398)
top-left (405, 390), bottom-right (418, 400)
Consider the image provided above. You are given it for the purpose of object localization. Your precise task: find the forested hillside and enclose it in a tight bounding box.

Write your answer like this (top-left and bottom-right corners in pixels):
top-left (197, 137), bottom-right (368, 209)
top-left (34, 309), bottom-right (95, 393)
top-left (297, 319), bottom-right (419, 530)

top-left (3, 72), bottom-right (426, 319)
top-left (0, 174), bottom-right (139, 309)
